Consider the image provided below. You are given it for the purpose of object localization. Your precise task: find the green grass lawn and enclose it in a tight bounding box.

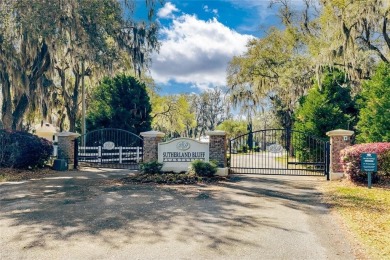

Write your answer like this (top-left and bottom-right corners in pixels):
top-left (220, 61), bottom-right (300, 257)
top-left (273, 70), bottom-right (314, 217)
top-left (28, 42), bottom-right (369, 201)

top-left (321, 180), bottom-right (390, 259)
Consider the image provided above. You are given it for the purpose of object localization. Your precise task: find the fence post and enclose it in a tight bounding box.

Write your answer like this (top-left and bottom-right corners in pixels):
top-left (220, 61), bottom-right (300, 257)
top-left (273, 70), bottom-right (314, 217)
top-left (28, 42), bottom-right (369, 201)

top-left (119, 147), bottom-right (123, 164)
top-left (326, 129), bottom-right (354, 180)
top-left (74, 139), bottom-right (78, 169)
top-left (325, 141), bottom-right (330, 181)
top-left (136, 146), bottom-right (140, 162)
top-left (98, 146), bottom-right (102, 164)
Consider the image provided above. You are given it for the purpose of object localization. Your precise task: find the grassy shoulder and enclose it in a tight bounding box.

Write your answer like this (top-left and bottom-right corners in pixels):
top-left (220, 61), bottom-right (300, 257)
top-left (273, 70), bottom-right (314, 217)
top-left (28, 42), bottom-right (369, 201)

top-left (321, 179), bottom-right (390, 259)
top-left (0, 167), bottom-right (57, 182)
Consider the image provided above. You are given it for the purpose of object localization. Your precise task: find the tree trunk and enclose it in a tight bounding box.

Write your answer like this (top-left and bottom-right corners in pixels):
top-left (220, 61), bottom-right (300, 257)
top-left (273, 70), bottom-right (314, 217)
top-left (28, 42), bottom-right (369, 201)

top-left (68, 68), bottom-right (81, 132)
top-left (67, 110), bottom-right (76, 132)
top-left (0, 71), bottom-right (13, 130)
top-left (11, 41), bottom-right (51, 130)
top-left (11, 93), bottom-right (29, 130)
top-left (58, 112), bottom-right (66, 132)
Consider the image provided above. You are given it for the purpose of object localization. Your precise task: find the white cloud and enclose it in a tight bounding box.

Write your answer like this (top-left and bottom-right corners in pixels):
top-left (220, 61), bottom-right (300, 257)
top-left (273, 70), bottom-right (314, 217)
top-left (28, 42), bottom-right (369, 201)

top-left (157, 2), bottom-right (179, 19)
top-left (150, 14), bottom-right (254, 91)
top-left (203, 5), bottom-right (219, 16)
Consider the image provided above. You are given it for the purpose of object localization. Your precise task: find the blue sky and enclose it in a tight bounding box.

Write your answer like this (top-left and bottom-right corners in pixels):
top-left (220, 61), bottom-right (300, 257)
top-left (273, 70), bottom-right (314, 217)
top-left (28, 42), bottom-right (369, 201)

top-left (134, 0), bottom-right (303, 95)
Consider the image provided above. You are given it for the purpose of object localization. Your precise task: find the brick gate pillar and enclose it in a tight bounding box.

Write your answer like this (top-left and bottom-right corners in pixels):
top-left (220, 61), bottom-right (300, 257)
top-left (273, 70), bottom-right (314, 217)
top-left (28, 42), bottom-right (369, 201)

top-left (326, 129), bottom-right (354, 180)
top-left (206, 130), bottom-right (228, 176)
top-left (56, 132), bottom-right (80, 170)
top-left (140, 131), bottom-right (165, 163)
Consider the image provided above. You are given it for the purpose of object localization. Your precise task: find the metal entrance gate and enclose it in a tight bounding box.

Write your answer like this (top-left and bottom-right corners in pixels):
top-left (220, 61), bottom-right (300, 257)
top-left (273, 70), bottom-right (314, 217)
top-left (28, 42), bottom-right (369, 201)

top-left (229, 129), bottom-right (330, 179)
top-left (74, 128), bottom-right (143, 169)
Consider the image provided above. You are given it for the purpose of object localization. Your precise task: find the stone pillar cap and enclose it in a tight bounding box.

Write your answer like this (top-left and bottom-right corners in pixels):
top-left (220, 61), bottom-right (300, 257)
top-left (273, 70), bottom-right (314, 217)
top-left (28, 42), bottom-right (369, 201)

top-left (140, 130), bottom-right (165, 138)
top-left (326, 129), bottom-right (354, 137)
top-left (55, 131), bottom-right (80, 138)
top-left (206, 130), bottom-right (226, 136)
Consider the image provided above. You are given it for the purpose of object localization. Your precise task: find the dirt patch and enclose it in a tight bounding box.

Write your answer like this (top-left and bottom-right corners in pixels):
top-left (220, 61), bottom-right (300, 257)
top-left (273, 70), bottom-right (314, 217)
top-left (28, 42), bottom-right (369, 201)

top-left (0, 167), bottom-right (58, 182)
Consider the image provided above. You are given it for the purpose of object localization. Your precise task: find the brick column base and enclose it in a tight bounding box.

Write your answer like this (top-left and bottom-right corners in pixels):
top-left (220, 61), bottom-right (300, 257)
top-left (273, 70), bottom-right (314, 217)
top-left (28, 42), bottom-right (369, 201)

top-left (326, 129), bottom-right (354, 180)
top-left (206, 130), bottom-right (228, 176)
top-left (140, 131), bottom-right (165, 163)
top-left (56, 132), bottom-right (80, 169)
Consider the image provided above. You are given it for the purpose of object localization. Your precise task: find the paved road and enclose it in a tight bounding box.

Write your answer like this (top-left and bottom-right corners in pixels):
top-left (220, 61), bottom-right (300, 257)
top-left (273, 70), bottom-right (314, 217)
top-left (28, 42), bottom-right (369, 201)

top-left (230, 152), bottom-right (286, 173)
top-left (0, 169), bottom-right (358, 259)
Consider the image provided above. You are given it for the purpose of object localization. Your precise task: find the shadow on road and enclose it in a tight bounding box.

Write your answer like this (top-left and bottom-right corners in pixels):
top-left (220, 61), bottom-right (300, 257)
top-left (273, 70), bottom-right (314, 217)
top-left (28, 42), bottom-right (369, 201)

top-left (219, 175), bottom-right (328, 214)
top-left (0, 171), bottom-right (328, 251)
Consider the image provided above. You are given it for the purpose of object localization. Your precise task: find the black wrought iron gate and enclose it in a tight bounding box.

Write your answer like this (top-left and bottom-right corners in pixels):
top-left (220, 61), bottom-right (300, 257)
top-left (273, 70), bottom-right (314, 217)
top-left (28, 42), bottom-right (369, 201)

top-left (74, 128), bottom-right (143, 169)
top-left (229, 129), bottom-right (330, 179)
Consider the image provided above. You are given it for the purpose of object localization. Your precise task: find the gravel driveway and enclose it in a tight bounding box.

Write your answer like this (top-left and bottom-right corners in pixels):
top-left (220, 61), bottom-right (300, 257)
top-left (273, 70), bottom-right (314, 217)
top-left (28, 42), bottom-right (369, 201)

top-left (0, 169), bottom-right (358, 259)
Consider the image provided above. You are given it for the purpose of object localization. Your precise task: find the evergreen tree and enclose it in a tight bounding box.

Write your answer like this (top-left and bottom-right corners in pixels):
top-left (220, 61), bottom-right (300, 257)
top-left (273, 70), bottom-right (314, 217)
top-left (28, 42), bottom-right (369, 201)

top-left (295, 69), bottom-right (357, 137)
top-left (86, 74), bottom-right (152, 134)
top-left (356, 63), bottom-right (390, 142)
top-left (294, 69), bottom-right (357, 160)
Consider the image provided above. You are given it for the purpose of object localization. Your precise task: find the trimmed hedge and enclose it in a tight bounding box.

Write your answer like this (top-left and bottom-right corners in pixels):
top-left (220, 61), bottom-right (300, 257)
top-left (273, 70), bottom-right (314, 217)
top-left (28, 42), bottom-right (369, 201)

top-left (139, 161), bottom-right (163, 174)
top-left (0, 130), bottom-right (53, 169)
top-left (188, 160), bottom-right (217, 177)
top-left (340, 142), bottom-right (390, 183)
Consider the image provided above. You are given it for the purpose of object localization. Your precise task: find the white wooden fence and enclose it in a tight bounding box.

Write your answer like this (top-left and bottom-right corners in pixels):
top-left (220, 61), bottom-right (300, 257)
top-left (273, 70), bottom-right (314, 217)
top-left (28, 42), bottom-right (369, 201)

top-left (78, 146), bottom-right (143, 164)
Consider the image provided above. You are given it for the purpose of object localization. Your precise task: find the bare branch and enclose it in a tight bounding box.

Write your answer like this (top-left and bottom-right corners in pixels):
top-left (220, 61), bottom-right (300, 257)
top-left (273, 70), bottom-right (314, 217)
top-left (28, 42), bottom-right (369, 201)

top-left (301, 0), bottom-right (312, 35)
top-left (383, 11), bottom-right (390, 52)
top-left (356, 36), bottom-right (389, 63)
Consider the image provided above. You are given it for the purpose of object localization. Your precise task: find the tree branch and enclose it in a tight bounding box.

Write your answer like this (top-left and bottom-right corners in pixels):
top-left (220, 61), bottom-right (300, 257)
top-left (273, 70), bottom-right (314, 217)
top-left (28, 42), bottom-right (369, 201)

top-left (356, 36), bottom-right (389, 63)
top-left (151, 103), bottom-right (176, 119)
top-left (301, 0), bottom-right (311, 35)
top-left (383, 12), bottom-right (390, 53)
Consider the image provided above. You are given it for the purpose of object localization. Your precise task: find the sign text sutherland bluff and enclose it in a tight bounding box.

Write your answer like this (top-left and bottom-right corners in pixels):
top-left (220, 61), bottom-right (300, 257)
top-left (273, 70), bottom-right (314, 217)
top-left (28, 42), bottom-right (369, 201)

top-left (158, 138), bottom-right (209, 172)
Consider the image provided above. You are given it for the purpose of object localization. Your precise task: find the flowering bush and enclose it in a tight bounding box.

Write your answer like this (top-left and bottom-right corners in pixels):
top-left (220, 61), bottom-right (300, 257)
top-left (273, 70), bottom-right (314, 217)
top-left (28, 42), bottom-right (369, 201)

top-left (340, 142), bottom-right (390, 183)
top-left (0, 130), bottom-right (53, 169)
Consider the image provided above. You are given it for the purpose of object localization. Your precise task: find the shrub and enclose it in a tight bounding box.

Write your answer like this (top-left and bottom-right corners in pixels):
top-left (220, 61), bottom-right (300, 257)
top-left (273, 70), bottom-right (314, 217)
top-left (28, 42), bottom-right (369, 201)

top-left (241, 145), bottom-right (249, 153)
top-left (340, 142), bottom-right (390, 183)
top-left (0, 130), bottom-right (11, 165)
top-left (139, 161), bottom-right (163, 174)
top-left (188, 160), bottom-right (217, 177)
top-left (0, 130), bottom-right (53, 169)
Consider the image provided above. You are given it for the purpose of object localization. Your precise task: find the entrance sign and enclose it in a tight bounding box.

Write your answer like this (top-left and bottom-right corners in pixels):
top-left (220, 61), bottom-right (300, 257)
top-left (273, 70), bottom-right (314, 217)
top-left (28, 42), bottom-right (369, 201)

top-left (176, 140), bottom-right (191, 151)
top-left (267, 144), bottom-right (284, 153)
top-left (158, 138), bottom-right (209, 172)
top-left (103, 141), bottom-right (115, 150)
top-left (361, 153), bottom-right (378, 172)
top-left (361, 153), bottom-right (377, 189)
